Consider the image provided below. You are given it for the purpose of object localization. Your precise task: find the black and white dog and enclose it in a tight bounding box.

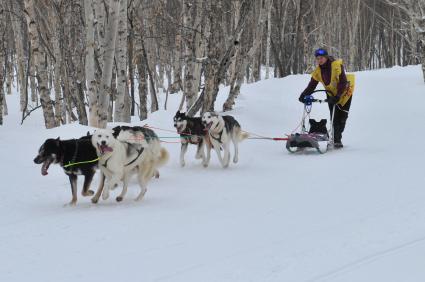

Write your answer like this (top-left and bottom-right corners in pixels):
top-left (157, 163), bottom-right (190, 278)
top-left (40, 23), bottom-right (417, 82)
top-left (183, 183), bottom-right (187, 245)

top-left (91, 126), bottom-right (169, 203)
top-left (33, 134), bottom-right (99, 205)
top-left (173, 111), bottom-right (207, 167)
top-left (202, 112), bottom-right (249, 168)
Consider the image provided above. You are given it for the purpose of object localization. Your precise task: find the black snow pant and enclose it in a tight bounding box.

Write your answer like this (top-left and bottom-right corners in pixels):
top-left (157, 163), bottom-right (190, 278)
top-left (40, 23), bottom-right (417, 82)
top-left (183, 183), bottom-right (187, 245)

top-left (328, 96), bottom-right (352, 143)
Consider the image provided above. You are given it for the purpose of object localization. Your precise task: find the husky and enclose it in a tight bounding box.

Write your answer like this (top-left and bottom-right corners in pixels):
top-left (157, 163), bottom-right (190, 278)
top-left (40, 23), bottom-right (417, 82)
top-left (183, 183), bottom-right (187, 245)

top-left (91, 126), bottom-right (169, 203)
top-left (201, 112), bottom-right (249, 168)
top-left (173, 111), bottom-right (207, 167)
top-left (33, 134), bottom-right (99, 205)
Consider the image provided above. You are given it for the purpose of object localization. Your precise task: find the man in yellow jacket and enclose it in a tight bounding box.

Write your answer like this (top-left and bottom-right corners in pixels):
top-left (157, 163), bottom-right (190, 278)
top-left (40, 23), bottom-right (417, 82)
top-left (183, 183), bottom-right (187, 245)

top-left (299, 48), bottom-right (354, 148)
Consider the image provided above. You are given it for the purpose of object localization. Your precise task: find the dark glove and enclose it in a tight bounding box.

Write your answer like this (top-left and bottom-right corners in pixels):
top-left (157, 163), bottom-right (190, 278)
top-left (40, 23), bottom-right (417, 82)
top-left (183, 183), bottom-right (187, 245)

top-left (327, 95), bottom-right (341, 105)
top-left (298, 93), bottom-right (306, 103)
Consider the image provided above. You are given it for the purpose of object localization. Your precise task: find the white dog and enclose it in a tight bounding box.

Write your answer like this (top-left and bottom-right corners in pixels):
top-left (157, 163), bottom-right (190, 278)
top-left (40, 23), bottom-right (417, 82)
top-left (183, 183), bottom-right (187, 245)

top-left (91, 126), bottom-right (169, 203)
top-left (202, 112), bottom-right (248, 168)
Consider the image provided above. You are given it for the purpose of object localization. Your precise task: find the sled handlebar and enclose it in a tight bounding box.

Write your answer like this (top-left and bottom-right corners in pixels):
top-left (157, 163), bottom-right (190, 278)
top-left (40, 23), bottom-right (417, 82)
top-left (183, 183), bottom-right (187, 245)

top-left (311, 98), bottom-right (328, 103)
top-left (303, 90), bottom-right (333, 105)
top-left (311, 89), bottom-right (334, 95)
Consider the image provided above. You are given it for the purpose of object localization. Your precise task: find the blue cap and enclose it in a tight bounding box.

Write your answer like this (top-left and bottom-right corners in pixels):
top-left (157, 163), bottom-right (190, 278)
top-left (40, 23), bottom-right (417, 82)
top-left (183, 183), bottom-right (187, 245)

top-left (314, 48), bottom-right (328, 57)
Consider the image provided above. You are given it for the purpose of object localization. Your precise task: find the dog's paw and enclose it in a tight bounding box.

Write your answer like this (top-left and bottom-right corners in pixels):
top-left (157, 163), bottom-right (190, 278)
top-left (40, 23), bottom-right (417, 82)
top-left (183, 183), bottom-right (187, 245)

top-left (91, 197), bottom-right (99, 204)
top-left (154, 171), bottom-right (160, 179)
top-left (65, 200), bottom-right (77, 207)
top-left (135, 188), bottom-right (147, 201)
top-left (233, 157), bottom-right (238, 163)
top-left (180, 161), bottom-right (186, 167)
top-left (82, 190), bottom-right (95, 197)
top-left (102, 191), bottom-right (110, 201)
top-left (116, 196), bottom-right (123, 202)
top-left (110, 183), bottom-right (118, 191)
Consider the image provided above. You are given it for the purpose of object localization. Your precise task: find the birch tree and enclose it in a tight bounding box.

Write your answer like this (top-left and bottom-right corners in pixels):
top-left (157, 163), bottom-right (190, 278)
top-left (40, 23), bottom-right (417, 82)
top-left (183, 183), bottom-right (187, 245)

top-left (84, 0), bottom-right (100, 127)
top-left (98, 0), bottom-right (120, 128)
top-left (24, 0), bottom-right (57, 128)
top-left (114, 0), bottom-right (130, 122)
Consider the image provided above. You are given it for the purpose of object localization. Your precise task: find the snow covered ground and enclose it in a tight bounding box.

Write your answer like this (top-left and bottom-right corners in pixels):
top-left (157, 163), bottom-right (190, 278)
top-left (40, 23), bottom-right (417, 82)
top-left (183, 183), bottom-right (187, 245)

top-left (1, 65), bottom-right (425, 282)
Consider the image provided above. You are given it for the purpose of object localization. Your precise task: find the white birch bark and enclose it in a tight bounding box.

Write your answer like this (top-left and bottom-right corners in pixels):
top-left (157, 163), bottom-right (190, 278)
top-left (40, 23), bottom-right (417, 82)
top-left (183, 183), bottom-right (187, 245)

top-left (265, 0), bottom-right (273, 79)
top-left (98, 0), bottom-right (120, 128)
top-left (114, 0), bottom-right (129, 122)
top-left (24, 0), bottom-right (57, 128)
top-left (84, 0), bottom-right (99, 127)
top-left (51, 19), bottom-right (64, 125)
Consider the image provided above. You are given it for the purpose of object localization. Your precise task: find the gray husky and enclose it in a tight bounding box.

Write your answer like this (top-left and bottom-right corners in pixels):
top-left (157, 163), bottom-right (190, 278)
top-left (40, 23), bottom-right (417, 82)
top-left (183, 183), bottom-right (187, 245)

top-left (201, 112), bottom-right (249, 168)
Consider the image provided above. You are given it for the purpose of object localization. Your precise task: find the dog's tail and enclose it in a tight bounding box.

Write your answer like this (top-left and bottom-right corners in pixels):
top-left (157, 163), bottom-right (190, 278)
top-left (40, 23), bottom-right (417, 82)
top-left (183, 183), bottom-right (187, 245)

top-left (238, 130), bottom-right (249, 142)
top-left (140, 147), bottom-right (169, 180)
top-left (156, 147), bottom-right (169, 167)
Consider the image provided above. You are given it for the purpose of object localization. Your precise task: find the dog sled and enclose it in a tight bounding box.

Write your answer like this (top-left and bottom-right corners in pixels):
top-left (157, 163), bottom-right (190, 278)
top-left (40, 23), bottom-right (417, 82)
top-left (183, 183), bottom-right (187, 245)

top-left (286, 90), bottom-right (335, 154)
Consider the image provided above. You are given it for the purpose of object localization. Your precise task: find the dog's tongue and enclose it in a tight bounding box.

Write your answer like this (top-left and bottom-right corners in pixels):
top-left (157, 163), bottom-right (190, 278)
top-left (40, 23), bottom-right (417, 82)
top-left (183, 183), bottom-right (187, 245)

top-left (205, 122), bottom-right (213, 130)
top-left (41, 161), bottom-right (50, 176)
top-left (100, 144), bottom-right (113, 154)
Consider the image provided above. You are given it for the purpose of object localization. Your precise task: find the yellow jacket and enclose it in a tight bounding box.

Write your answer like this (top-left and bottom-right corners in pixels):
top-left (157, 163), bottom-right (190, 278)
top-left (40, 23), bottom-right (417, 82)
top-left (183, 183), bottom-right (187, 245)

top-left (311, 59), bottom-right (355, 106)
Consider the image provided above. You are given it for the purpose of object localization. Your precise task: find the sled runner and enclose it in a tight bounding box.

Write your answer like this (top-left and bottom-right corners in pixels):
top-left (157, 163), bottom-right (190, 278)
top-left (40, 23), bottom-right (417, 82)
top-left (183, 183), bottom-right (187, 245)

top-left (286, 90), bottom-right (335, 154)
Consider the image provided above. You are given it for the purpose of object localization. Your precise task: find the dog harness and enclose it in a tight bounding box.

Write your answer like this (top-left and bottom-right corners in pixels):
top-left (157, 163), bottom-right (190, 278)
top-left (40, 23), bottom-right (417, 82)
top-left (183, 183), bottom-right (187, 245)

top-left (125, 145), bottom-right (144, 167)
top-left (63, 139), bottom-right (99, 168)
top-left (209, 130), bottom-right (223, 144)
top-left (209, 123), bottom-right (224, 144)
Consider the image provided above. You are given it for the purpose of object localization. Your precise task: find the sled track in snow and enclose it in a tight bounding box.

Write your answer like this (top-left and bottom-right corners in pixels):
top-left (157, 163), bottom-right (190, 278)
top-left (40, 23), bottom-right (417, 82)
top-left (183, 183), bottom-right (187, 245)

top-left (304, 235), bottom-right (425, 282)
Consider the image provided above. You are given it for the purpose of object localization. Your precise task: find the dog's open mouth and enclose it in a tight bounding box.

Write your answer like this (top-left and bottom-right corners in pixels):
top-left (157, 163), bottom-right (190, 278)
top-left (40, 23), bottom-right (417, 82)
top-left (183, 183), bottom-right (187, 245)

top-left (98, 144), bottom-right (113, 154)
top-left (177, 125), bottom-right (185, 133)
top-left (41, 160), bottom-right (51, 176)
top-left (204, 122), bottom-right (213, 131)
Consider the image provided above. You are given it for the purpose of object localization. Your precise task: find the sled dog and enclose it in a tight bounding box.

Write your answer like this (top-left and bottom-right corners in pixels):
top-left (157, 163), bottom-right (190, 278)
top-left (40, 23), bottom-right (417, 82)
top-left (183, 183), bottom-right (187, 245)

top-left (91, 126), bottom-right (169, 203)
top-left (201, 112), bottom-right (248, 168)
top-left (173, 111), bottom-right (207, 167)
top-left (34, 134), bottom-right (98, 205)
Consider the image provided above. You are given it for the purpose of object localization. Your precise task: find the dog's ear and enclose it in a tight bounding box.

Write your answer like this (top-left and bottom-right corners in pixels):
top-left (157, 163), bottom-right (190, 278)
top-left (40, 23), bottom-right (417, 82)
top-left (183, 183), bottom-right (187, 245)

top-left (86, 131), bottom-right (90, 136)
top-left (55, 137), bottom-right (60, 146)
top-left (320, 119), bottom-right (327, 125)
top-left (176, 110), bottom-right (180, 115)
top-left (309, 119), bottom-right (316, 125)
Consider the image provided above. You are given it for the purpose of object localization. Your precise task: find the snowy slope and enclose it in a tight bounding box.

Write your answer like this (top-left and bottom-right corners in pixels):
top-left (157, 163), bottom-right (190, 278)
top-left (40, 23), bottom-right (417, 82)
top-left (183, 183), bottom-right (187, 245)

top-left (1, 65), bottom-right (425, 282)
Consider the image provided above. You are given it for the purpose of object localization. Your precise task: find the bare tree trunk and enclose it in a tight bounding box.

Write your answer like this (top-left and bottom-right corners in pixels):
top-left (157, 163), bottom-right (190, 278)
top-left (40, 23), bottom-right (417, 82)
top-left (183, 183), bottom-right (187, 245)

top-left (114, 0), bottom-right (130, 122)
top-left (8, 0), bottom-right (27, 112)
top-left (98, 0), bottom-right (120, 128)
top-left (136, 55), bottom-right (148, 120)
top-left (24, 0), bottom-right (57, 128)
top-left (52, 18), bottom-right (64, 125)
top-left (0, 19), bottom-right (4, 124)
top-left (183, 0), bottom-right (205, 111)
top-left (84, 0), bottom-right (100, 127)
top-left (265, 0), bottom-right (273, 79)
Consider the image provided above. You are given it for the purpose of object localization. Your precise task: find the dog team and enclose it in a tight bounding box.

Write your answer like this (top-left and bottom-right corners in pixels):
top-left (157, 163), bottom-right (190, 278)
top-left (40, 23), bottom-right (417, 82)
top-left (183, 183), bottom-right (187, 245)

top-left (33, 111), bottom-right (248, 205)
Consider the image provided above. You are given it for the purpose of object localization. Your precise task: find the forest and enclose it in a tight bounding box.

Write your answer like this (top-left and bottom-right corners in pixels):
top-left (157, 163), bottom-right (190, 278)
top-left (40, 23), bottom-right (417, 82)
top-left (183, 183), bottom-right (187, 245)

top-left (0, 0), bottom-right (424, 128)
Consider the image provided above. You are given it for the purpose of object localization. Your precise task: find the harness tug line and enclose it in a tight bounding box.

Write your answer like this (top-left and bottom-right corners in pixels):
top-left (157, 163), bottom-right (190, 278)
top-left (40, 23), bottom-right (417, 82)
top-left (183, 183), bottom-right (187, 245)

top-left (63, 109), bottom-right (309, 168)
top-left (143, 125), bottom-right (289, 143)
